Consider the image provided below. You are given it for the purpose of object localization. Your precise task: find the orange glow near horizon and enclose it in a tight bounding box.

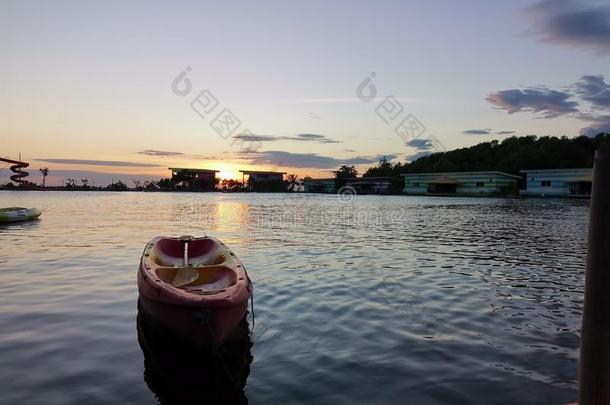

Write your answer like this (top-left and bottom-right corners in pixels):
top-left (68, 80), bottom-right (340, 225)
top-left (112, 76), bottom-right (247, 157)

top-left (0, 155), bottom-right (331, 187)
top-left (214, 163), bottom-right (242, 180)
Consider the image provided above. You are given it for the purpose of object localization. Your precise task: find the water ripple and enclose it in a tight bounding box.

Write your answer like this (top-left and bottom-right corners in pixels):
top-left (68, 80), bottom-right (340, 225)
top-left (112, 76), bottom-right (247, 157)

top-left (0, 191), bottom-right (585, 404)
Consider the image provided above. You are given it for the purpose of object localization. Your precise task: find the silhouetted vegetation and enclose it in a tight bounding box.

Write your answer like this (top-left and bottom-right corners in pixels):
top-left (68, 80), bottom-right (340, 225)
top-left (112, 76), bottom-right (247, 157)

top-left (333, 165), bottom-right (358, 189)
top-left (363, 134), bottom-right (610, 179)
top-left (64, 178), bottom-right (78, 190)
top-left (0, 181), bottom-right (37, 189)
top-left (219, 179), bottom-right (243, 191)
top-left (105, 180), bottom-right (129, 191)
top-left (157, 178), bottom-right (174, 191)
top-left (363, 157), bottom-right (393, 177)
top-left (132, 180), bottom-right (159, 192)
top-left (286, 174), bottom-right (301, 192)
top-left (39, 167), bottom-right (49, 188)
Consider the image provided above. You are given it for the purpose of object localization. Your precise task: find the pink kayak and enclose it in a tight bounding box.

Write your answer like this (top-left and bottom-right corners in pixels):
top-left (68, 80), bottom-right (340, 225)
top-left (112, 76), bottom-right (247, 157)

top-left (137, 235), bottom-right (252, 345)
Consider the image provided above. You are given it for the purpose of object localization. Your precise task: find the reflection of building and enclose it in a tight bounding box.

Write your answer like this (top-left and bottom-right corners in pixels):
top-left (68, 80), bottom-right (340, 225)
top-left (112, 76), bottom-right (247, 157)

top-left (402, 171), bottom-right (521, 195)
top-left (345, 177), bottom-right (394, 194)
top-left (302, 178), bottom-right (336, 193)
top-left (520, 168), bottom-right (593, 197)
top-left (240, 170), bottom-right (286, 192)
top-left (169, 168), bottom-right (219, 191)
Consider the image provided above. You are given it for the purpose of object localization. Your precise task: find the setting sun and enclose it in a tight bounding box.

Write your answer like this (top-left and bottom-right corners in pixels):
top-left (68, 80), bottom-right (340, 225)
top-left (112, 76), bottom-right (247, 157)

top-left (215, 163), bottom-right (241, 181)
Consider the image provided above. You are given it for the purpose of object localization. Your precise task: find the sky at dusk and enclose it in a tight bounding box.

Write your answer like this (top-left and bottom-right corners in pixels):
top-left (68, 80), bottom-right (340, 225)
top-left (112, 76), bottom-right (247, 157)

top-left (1, 0), bottom-right (610, 185)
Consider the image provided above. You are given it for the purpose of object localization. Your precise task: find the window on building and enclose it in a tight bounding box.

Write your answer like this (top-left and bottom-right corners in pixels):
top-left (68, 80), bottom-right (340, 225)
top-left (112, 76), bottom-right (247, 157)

top-left (413, 182), bottom-right (420, 187)
top-left (476, 181), bottom-right (485, 187)
top-left (541, 180), bottom-right (551, 187)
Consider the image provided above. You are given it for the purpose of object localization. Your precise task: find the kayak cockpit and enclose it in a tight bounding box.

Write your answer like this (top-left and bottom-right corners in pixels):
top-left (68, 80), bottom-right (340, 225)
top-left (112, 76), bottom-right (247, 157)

top-left (151, 238), bottom-right (217, 266)
top-left (155, 265), bottom-right (237, 291)
top-left (147, 236), bottom-right (239, 292)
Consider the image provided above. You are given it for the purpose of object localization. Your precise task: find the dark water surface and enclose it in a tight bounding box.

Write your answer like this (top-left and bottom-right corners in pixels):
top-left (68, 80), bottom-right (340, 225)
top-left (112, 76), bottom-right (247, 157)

top-left (0, 191), bottom-right (588, 404)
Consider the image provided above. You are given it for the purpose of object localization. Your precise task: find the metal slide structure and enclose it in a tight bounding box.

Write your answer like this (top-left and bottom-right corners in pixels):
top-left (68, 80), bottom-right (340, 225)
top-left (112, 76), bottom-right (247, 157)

top-left (0, 156), bottom-right (30, 185)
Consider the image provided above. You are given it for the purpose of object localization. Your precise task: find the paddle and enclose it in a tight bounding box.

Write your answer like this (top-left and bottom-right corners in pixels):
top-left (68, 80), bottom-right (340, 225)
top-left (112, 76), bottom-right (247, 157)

top-left (171, 236), bottom-right (200, 287)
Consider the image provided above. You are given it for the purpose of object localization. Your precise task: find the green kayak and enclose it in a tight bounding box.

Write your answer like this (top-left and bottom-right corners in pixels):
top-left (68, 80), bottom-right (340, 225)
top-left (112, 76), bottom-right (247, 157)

top-left (0, 207), bottom-right (42, 223)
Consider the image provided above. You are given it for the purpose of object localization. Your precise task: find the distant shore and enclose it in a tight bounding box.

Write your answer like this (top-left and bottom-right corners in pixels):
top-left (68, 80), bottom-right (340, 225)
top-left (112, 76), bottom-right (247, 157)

top-left (0, 187), bottom-right (593, 199)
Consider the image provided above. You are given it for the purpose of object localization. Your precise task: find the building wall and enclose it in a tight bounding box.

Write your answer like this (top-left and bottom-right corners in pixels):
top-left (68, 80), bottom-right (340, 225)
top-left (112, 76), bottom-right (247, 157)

top-left (244, 173), bottom-right (285, 192)
top-left (403, 177), bottom-right (428, 195)
top-left (403, 172), bottom-right (519, 195)
top-left (520, 168), bottom-right (592, 197)
top-left (345, 178), bottom-right (393, 194)
top-left (303, 179), bottom-right (335, 193)
top-left (196, 172), bottom-right (215, 180)
top-left (250, 173), bottom-right (283, 182)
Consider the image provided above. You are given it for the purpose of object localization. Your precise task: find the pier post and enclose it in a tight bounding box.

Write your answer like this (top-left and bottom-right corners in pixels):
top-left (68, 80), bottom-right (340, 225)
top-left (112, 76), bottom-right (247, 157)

top-left (579, 145), bottom-right (610, 405)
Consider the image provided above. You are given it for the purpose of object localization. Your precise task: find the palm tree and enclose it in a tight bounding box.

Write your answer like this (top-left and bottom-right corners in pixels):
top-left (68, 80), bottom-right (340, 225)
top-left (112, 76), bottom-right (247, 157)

top-left (287, 174), bottom-right (300, 192)
top-left (39, 167), bottom-right (49, 188)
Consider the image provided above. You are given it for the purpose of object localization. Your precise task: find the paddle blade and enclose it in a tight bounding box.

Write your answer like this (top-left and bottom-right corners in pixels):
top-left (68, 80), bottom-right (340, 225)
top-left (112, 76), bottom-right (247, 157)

top-left (172, 267), bottom-right (199, 287)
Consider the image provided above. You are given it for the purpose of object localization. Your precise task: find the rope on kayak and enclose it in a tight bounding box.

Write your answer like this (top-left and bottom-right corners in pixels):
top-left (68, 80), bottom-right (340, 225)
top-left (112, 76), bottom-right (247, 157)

top-left (250, 289), bottom-right (255, 330)
top-left (242, 264), bottom-right (255, 331)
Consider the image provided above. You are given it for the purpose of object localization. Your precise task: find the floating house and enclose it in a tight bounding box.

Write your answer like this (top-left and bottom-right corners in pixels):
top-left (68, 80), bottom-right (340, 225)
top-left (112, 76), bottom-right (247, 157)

top-left (402, 171), bottom-right (521, 195)
top-left (240, 170), bottom-right (286, 192)
top-left (169, 168), bottom-right (219, 191)
top-left (302, 178), bottom-right (336, 193)
top-left (302, 177), bottom-right (397, 194)
top-left (520, 168), bottom-right (593, 197)
top-left (345, 177), bottom-right (395, 194)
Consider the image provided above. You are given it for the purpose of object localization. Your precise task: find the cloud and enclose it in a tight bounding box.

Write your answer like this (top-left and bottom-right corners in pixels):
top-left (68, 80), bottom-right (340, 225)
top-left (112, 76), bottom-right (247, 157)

top-left (524, 0), bottom-right (610, 55)
top-left (406, 139), bottom-right (434, 150)
top-left (232, 134), bottom-right (279, 142)
top-left (291, 133), bottom-right (324, 140)
top-left (462, 129), bottom-right (515, 135)
top-left (574, 75), bottom-right (610, 109)
top-left (237, 150), bottom-right (396, 169)
top-left (308, 112), bottom-right (323, 119)
top-left (189, 154), bottom-right (219, 160)
top-left (486, 74), bottom-right (610, 135)
top-left (462, 128), bottom-right (492, 135)
top-left (486, 88), bottom-right (579, 118)
top-left (36, 159), bottom-right (161, 167)
top-left (137, 150), bottom-right (218, 160)
top-left (231, 133), bottom-right (341, 144)
top-left (137, 149), bottom-right (184, 157)
top-left (579, 114), bottom-right (610, 136)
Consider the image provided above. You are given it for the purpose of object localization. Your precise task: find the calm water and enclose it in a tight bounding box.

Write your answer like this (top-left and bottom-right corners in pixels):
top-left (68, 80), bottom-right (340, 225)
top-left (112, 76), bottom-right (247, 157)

top-left (0, 191), bottom-right (588, 405)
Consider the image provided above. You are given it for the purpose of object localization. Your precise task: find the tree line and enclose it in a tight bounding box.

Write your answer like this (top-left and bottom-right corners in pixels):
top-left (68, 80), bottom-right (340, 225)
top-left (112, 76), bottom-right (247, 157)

top-left (362, 134), bottom-right (610, 178)
top-left (329, 133), bottom-right (609, 193)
